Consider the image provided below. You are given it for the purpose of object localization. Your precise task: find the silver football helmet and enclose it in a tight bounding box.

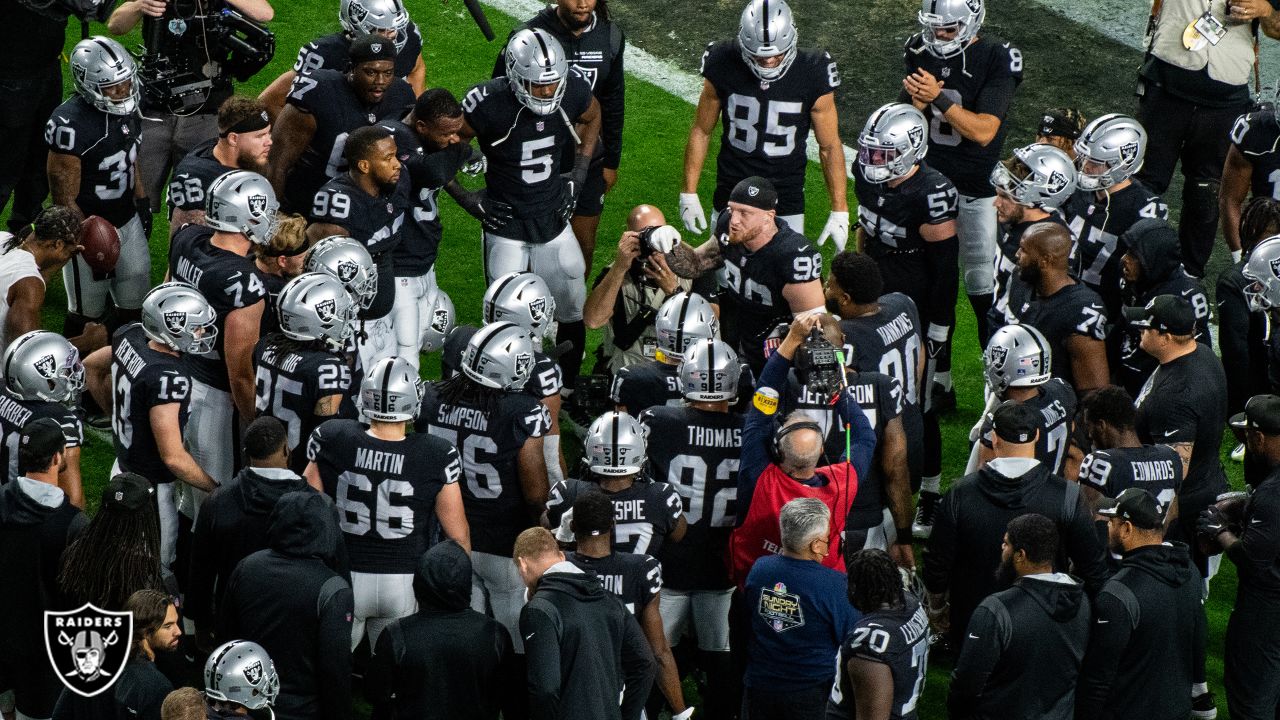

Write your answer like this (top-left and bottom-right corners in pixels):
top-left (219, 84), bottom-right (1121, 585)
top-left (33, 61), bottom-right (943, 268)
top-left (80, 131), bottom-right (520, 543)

top-left (1244, 236), bottom-right (1280, 312)
top-left (277, 273), bottom-right (358, 352)
top-left (655, 292), bottom-right (719, 362)
top-left (204, 640), bottom-right (279, 712)
top-left (1074, 113), bottom-right (1148, 192)
top-left (584, 411), bottom-right (648, 477)
top-left (483, 272), bottom-right (556, 341)
top-left (205, 170), bottom-right (280, 246)
top-left (984, 324), bottom-right (1052, 393)
top-left (69, 36), bottom-right (140, 116)
top-left (858, 103), bottom-right (929, 184)
top-left (420, 289), bottom-right (456, 353)
top-left (461, 321), bottom-right (536, 391)
top-left (505, 28), bottom-right (568, 116)
top-left (305, 236), bottom-right (378, 309)
top-left (738, 0), bottom-right (798, 82)
top-left (918, 0), bottom-right (984, 59)
top-left (989, 144), bottom-right (1076, 211)
top-left (359, 356), bottom-right (423, 422)
top-left (3, 331), bottom-right (84, 405)
top-left (141, 282), bottom-right (218, 355)
top-left (339, 0), bottom-right (411, 52)
top-left (678, 339), bottom-right (742, 402)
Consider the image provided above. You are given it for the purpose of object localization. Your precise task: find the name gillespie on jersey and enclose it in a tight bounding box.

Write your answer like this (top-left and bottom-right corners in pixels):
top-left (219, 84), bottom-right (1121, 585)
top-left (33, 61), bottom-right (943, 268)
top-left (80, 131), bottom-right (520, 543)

top-left (686, 426), bottom-right (741, 448)
top-left (356, 447), bottom-right (405, 474)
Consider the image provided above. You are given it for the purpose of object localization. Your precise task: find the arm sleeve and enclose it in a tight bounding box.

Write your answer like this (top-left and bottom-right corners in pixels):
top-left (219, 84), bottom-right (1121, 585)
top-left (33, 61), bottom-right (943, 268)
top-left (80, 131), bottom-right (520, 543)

top-left (521, 604), bottom-right (563, 720)
top-left (925, 235), bottom-right (959, 329)
top-left (619, 608), bottom-right (658, 720)
top-left (316, 578), bottom-right (354, 720)
top-left (184, 501), bottom-right (219, 628)
top-left (739, 352), bottom-right (792, 521)
top-left (947, 600), bottom-right (1009, 718)
top-left (921, 491), bottom-right (958, 594)
top-left (1217, 276), bottom-right (1253, 413)
top-left (599, 27), bottom-right (626, 170)
top-left (1075, 590), bottom-right (1133, 719)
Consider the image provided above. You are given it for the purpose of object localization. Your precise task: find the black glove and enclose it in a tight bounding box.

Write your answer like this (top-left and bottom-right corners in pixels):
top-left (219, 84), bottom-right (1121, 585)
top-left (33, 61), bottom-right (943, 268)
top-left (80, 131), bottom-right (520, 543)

top-left (1197, 506), bottom-right (1229, 538)
top-left (558, 174), bottom-right (581, 225)
top-left (460, 189), bottom-right (514, 232)
top-left (135, 197), bottom-right (154, 237)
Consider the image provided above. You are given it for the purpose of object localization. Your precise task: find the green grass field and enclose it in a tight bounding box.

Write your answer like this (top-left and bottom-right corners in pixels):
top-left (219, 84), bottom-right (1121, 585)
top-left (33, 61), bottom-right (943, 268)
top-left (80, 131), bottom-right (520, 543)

top-left (15, 0), bottom-right (1251, 716)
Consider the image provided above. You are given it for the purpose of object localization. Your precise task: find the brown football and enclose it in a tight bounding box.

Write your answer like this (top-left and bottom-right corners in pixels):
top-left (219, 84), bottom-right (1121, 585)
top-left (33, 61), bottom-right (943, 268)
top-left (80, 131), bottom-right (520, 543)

top-left (1197, 491), bottom-right (1249, 557)
top-left (79, 215), bottom-right (120, 274)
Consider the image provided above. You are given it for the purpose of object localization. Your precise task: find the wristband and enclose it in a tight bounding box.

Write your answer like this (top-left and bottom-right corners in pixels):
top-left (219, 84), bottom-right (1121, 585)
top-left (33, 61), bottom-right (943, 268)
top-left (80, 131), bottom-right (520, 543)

top-left (933, 94), bottom-right (955, 114)
top-left (896, 528), bottom-right (913, 542)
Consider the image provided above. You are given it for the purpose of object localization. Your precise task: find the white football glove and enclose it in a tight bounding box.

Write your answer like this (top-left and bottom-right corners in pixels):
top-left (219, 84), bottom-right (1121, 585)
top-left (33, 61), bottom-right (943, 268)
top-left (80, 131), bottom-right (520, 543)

top-left (817, 210), bottom-right (850, 251)
top-left (679, 192), bottom-right (707, 234)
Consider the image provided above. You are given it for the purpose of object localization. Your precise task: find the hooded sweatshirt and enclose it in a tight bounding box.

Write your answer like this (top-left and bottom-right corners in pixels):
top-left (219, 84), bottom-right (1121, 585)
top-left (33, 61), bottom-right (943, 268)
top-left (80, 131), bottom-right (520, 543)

top-left (1075, 543), bottom-right (1203, 720)
top-left (218, 491), bottom-right (352, 720)
top-left (366, 540), bottom-right (517, 720)
top-left (520, 563), bottom-right (656, 720)
top-left (948, 573), bottom-right (1090, 720)
top-left (186, 466), bottom-right (309, 628)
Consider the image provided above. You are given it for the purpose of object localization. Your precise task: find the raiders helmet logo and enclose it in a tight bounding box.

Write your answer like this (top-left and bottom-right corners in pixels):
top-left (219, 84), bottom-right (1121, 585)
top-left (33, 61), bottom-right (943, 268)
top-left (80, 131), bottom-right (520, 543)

top-left (315, 298), bottom-right (337, 323)
top-left (336, 259), bottom-right (359, 283)
top-left (370, 42), bottom-right (383, 54)
top-left (163, 311), bottom-right (187, 334)
top-left (431, 308), bottom-right (450, 332)
top-left (1270, 257), bottom-right (1280, 280)
top-left (1118, 142), bottom-right (1140, 164)
top-left (34, 354), bottom-right (57, 379)
top-left (348, 4), bottom-right (368, 23)
top-left (243, 660), bottom-right (264, 685)
top-left (966, 0), bottom-right (981, 10)
top-left (528, 297), bottom-right (547, 322)
top-left (514, 352), bottom-right (533, 379)
top-left (1045, 171), bottom-right (1069, 195)
top-left (44, 604), bottom-right (132, 698)
top-left (988, 344), bottom-right (1009, 368)
top-left (907, 125), bottom-right (924, 147)
top-left (1043, 115), bottom-right (1054, 125)
top-left (247, 195), bottom-right (267, 215)
top-left (747, 186), bottom-right (760, 197)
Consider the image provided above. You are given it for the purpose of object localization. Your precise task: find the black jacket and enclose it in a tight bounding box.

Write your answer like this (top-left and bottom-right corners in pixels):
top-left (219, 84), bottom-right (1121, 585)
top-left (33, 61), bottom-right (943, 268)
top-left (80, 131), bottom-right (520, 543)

top-left (1075, 543), bottom-right (1203, 720)
top-left (366, 540), bottom-right (517, 720)
top-left (218, 491), bottom-right (353, 720)
top-left (948, 574), bottom-right (1090, 720)
top-left (520, 565), bottom-right (655, 720)
top-left (1216, 262), bottom-right (1270, 415)
top-left (186, 466), bottom-right (309, 628)
top-left (1228, 468), bottom-right (1280, 598)
top-left (922, 459), bottom-right (1108, 648)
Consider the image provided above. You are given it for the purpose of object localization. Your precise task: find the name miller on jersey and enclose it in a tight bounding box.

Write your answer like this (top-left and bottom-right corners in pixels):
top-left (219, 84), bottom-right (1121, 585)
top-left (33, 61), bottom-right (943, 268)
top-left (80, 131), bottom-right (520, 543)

top-left (355, 447), bottom-right (405, 475)
top-left (875, 312), bottom-right (916, 346)
top-left (174, 257), bottom-right (204, 287)
top-left (686, 426), bottom-right (742, 448)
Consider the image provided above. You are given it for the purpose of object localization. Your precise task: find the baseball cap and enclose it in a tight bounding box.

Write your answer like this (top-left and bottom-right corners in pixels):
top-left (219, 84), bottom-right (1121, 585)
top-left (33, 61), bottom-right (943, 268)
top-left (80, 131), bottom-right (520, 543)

top-left (991, 401), bottom-right (1039, 444)
top-left (18, 418), bottom-right (66, 467)
top-left (1122, 294), bottom-right (1196, 336)
top-left (1097, 487), bottom-right (1165, 530)
top-left (728, 176), bottom-right (778, 211)
top-left (1230, 393), bottom-right (1280, 435)
top-left (1038, 108), bottom-right (1087, 140)
top-left (349, 34), bottom-right (398, 65)
top-left (101, 472), bottom-right (155, 512)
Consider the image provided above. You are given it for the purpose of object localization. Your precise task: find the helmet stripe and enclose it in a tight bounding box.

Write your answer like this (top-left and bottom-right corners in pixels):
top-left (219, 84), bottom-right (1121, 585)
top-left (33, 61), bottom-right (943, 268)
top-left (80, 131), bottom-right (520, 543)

top-left (487, 273), bottom-right (522, 322)
top-left (468, 323), bottom-right (504, 379)
top-left (533, 31), bottom-right (553, 70)
top-left (762, 0), bottom-right (771, 42)
top-left (379, 357), bottom-right (395, 414)
top-left (611, 412), bottom-right (620, 467)
top-left (707, 340), bottom-right (717, 392)
top-left (674, 293), bottom-right (692, 355)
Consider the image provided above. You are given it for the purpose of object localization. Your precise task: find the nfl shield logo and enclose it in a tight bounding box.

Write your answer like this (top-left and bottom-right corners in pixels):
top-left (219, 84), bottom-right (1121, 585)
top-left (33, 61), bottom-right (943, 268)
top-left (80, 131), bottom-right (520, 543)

top-left (247, 195), bottom-right (267, 215)
top-left (941, 67), bottom-right (951, 78)
top-left (336, 260), bottom-right (359, 283)
top-left (315, 298), bottom-right (337, 323)
top-left (514, 352), bottom-right (533, 380)
top-left (163, 311), bottom-right (186, 334)
top-left (44, 604), bottom-right (132, 698)
top-left (34, 354), bottom-right (57, 379)
top-left (536, 121), bottom-right (545, 132)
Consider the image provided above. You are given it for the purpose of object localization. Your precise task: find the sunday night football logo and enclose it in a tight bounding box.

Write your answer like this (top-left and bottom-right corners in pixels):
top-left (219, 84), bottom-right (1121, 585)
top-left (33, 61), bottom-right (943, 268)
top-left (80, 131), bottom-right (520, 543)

top-left (45, 604), bottom-right (133, 697)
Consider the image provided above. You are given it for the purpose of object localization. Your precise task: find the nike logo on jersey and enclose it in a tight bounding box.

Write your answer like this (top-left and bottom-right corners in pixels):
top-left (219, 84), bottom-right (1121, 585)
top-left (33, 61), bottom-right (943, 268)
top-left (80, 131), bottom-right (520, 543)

top-left (1163, 429), bottom-right (1179, 438)
top-left (968, 633), bottom-right (979, 639)
top-left (1252, 518), bottom-right (1264, 525)
top-left (1096, 619), bottom-right (1109, 624)
top-left (525, 632), bottom-right (535, 641)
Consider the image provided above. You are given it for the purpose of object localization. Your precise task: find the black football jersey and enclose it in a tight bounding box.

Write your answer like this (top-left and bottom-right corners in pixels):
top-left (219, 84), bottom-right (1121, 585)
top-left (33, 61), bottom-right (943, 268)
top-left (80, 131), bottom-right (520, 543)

top-left (1115, 279), bottom-right (1213, 395)
top-left (309, 172), bottom-right (411, 320)
top-left (980, 378), bottom-right (1078, 476)
top-left (307, 418), bottom-right (461, 574)
top-left (826, 596), bottom-right (930, 720)
top-left (902, 34), bottom-right (1022, 196)
top-left (168, 224), bottom-right (269, 390)
top-left (609, 359), bottom-right (754, 416)
top-left (567, 550), bottom-right (661, 615)
top-left (44, 95), bottom-right (142, 227)
top-left (292, 27), bottom-right (423, 79)
top-left (382, 120), bottom-right (472, 276)
top-left (415, 382), bottom-right (551, 556)
top-left (639, 405), bottom-right (742, 591)
top-left (258, 271), bottom-right (289, 338)
top-left (1062, 181), bottom-right (1168, 314)
top-left (282, 68), bottom-right (415, 211)
top-left (839, 292), bottom-right (923, 409)
top-left (253, 336), bottom-right (351, 473)
top-left (1013, 282), bottom-right (1108, 390)
top-left (700, 40), bottom-right (839, 212)
top-left (111, 324), bottom-right (191, 485)
top-left (167, 139), bottom-right (235, 217)
top-left (1078, 445), bottom-right (1182, 510)
top-left (988, 215), bottom-right (1068, 338)
top-left (855, 162), bottom-right (958, 256)
top-left (1230, 109), bottom-right (1280, 201)
top-left (441, 325), bottom-right (563, 400)
top-left (545, 477), bottom-right (683, 556)
top-left (462, 75), bottom-right (594, 225)
top-left (0, 393), bottom-right (82, 485)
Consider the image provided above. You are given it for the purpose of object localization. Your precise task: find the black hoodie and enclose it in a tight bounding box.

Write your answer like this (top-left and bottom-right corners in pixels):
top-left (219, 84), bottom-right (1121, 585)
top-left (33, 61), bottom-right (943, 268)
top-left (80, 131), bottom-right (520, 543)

top-left (948, 574), bottom-right (1090, 720)
top-left (366, 540), bottom-right (517, 720)
top-left (218, 491), bottom-right (352, 720)
top-left (521, 565), bottom-right (655, 720)
top-left (1075, 543), bottom-right (1203, 720)
top-left (186, 466), bottom-right (309, 628)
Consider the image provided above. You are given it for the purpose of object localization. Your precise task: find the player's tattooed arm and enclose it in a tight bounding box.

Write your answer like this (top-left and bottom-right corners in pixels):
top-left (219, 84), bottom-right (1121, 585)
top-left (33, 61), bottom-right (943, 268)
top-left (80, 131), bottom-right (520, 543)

top-left (314, 393), bottom-right (344, 417)
top-left (169, 208), bottom-right (207, 236)
top-left (687, 238), bottom-right (723, 274)
top-left (266, 105), bottom-right (317, 195)
top-left (1168, 442), bottom-right (1194, 479)
top-left (47, 153), bottom-right (83, 216)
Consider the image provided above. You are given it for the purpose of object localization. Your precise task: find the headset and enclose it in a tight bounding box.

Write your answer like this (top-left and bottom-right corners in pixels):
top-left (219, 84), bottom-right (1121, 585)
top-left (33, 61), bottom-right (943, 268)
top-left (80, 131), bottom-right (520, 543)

top-left (771, 419), bottom-right (825, 465)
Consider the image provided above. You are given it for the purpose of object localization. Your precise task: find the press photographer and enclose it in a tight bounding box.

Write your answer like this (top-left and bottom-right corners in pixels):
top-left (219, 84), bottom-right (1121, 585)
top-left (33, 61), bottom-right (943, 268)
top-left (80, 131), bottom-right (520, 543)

top-left (108, 0), bottom-right (274, 213)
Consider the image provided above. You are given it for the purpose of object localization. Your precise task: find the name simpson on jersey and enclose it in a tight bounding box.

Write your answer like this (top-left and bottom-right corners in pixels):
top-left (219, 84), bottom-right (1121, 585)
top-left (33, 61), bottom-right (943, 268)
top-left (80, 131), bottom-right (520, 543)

top-left (435, 403), bottom-right (489, 432)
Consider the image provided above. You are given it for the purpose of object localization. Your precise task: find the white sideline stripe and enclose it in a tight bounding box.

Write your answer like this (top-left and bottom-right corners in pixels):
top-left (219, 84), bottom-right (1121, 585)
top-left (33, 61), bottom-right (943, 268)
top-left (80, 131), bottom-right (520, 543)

top-left (477, 0), bottom-right (859, 164)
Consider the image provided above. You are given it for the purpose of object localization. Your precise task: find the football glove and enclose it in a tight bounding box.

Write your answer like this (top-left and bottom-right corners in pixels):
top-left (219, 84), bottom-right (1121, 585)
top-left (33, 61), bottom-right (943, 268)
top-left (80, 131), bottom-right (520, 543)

top-left (1197, 506), bottom-right (1230, 538)
top-left (459, 189), bottom-right (514, 232)
top-left (135, 197), bottom-right (153, 238)
top-left (558, 174), bottom-right (580, 224)
top-left (679, 192), bottom-right (707, 234)
top-left (460, 147), bottom-right (487, 177)
top-left (817, 210), bottom-right (849, 251)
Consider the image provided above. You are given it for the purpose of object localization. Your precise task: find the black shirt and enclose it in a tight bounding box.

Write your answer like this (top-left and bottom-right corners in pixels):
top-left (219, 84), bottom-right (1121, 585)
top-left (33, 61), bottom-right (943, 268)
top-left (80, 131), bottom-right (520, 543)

top-left (826, 596), bottom-right (930, 720)
top-left (1230, 109), bottom-right (1280, 200)
top-left (1013, 281), bottom-right (1108, 390)
top-left (1078, 445), bottom-right (1183, 510)
top-left (855, 162), bottom-right (958, 257)
top-left (1229, 467), bottom-right (1280, 598)
top-left (45, 96), bottom-right (142, 227)
top-left (382, 120), bottom-right (473, 276)
top-left (0, 393), bottom-right (82, 485)
top-left (111, 657), bottom-right (172, 720)
top-left (293, 27), bottom-right (424, 78)
top-left (546, 477), bottom-right (682, 557)
top-left (979, 379), bottom-right (1077, 477)
top-left (111, 324), bottom-right (192, 485)
top-left (253, 337), bottom-right (352, 473)
top-left (0, 2), bottom-right (65, 76)
top-left (988, 214), bottom-right (1068, 337)
top-left (168, 139), bottom-right (235, 218)
top-left (567, 550), bottom-right (662, 615)
top-left (1062, 181), bottom-right (1167, 316)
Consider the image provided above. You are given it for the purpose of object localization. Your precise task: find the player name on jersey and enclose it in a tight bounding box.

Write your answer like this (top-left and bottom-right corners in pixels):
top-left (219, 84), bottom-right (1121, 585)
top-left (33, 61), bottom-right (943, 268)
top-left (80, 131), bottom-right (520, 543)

top-left (114, 339), bottom-right (149, 378)
top-left (433, 404), bottom-right (489, 432)
top-left (0, 395), bottom-right (34, 427)
top-left (686, 426), bottom-right (742, 449)
top-left (875, 312), bottom-right (916, 347)
top-left (1038, 398), bottom-right (1069, 427)
top-left (355, 447), bottom-right (405, 475)
top-left (1130, 459), bottom-right (1178, 483)
top-left (173, 257), bottom-right (204, 287)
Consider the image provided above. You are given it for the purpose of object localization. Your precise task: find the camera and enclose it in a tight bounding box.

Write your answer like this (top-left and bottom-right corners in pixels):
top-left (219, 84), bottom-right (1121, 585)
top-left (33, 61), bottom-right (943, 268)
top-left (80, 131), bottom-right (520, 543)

top-left (630, 224), bottom-right (681, 284)
top-left (139, 5), bottom-right (275, 114)
top-left (793, 327), bottom-right (845, 398)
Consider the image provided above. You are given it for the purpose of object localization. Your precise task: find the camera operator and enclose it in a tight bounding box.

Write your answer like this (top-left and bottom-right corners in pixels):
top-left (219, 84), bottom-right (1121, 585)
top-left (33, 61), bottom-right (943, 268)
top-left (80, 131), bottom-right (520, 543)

top-left (108, 0), bottom-right (275, 215)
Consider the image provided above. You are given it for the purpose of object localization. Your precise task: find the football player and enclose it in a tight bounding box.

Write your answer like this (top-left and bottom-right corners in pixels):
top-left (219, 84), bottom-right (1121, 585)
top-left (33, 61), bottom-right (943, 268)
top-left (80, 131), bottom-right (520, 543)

top-left (252, 214), bottom-right (312, 337)
top-left (416, 321), bottom-right (551, 650)
top-left (0, 331), bottom-right (84, 505)
top-left (305, 235), bottom-right (380, 311)
top-left (1062, 114), bottom-right (1168, 316)
top-left (680, 0), bottom-right (847, 247)
top-left (1077, 385), bottom-right (1183, 517)
top-left (307, 125), bottom-right (409, 371)
top-left (639, 338), bottom-right (742, 720)
top-left (268, 35), bottom-right (415, 213)
top-left (853, 103), bottom-right (958, 411)
top-left (495, 0), bottom-right (627, 276)
top-left (611, 291), bottom-right (720, 414)
top-left (901, 0), bottom-right (1022, 348)
top-left (46, 37), bottom-right (149, 336)
top-left (1034, 107), bottom-right (1087, 159)
top-left (0, 206), bottom-right (96, 356)
top-left (986, 144), bottom-right (1075, 341)
top-left (254, 273), bottom-right (357, 474)
top-left (827, 548), bottom-right (931, 720)
top-left (305, 356), bottom-right (469, 648)
top-left (167, 170), bottom-right (277, 491)
top-left (1223, 105), bottom-right (1280, 261)
top-left (544, 410), bottom-right (687, 556)
top-left (259, 0), bottom-right (426, 115)
top-left (461, 28), bottom-right (602, 390)
top-left (168, 97), bottom-right (274, 234)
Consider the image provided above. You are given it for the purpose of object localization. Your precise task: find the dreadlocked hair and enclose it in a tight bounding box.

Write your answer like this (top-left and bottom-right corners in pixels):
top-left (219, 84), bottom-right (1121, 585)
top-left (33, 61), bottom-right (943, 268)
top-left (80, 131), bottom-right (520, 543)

top-left (1240, 196), bottom-right (1280, 254)
top-left (847, 548), bottom-right (905, 613)
top-left (58, 503), bottom-right (163, 611)
top-left (263, 331), bottom-right (327, 357)
top-left (436, 372), bottom-right (505, 417)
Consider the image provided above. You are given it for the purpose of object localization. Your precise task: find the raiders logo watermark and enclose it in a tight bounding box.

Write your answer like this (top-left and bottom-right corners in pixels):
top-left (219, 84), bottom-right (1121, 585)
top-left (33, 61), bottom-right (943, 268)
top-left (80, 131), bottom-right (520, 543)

top-left (247, 195), bottom-right (268, 215)
top-left (164, 311), bottom-right (187, 334)
top-left (45, 604), bottom-right (133, 698)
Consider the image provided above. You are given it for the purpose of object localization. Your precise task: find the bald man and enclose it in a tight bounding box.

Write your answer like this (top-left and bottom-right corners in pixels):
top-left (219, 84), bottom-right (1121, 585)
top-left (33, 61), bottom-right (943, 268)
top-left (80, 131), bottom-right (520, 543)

top-left (1012, 222), bottom-right (1110, 394)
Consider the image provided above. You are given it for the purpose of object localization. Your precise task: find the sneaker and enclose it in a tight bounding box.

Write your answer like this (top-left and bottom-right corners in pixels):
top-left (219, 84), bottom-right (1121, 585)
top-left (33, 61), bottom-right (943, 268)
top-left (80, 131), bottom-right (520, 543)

top-left (1191, 690), bottom-right (1218, 720)
top-left (928, 382), bottom-right (956, 414)
top-left (913, 491), bottom-right (942, 540)
top-left (1232, 443), bottom-right (1246, 463)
